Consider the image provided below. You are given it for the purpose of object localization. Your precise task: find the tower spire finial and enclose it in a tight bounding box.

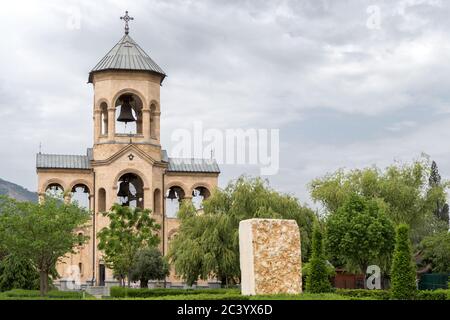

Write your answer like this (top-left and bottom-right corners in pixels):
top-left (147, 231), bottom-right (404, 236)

top-left (120, 11), bottom-right (134, 35)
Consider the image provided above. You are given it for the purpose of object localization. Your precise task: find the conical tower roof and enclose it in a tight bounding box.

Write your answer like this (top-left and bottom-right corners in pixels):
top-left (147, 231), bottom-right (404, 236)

top-left (88, 34), bottom-right (166, 84)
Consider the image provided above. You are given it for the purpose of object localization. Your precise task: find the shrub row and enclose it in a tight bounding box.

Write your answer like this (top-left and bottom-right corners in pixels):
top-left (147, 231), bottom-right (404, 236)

top-left (1, 289), bottom-right (92, 299)
top-left (110, 287), bottom-right (239, 298)
top-left (336, 289), bottom-right (450, 300)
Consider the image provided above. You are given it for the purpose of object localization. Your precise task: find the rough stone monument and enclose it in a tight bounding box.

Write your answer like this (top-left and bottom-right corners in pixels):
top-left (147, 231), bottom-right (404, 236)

top-left (239, 218), bottom-right (302, 295)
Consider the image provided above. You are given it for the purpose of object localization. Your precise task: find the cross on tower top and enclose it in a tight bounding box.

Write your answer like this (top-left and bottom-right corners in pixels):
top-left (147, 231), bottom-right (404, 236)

top-left (120, 11), bottom-right (134, 35)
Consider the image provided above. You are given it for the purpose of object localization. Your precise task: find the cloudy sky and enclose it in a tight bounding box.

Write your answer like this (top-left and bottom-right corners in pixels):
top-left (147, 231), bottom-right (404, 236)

top-left (1, 0), bottom-right (450, 207)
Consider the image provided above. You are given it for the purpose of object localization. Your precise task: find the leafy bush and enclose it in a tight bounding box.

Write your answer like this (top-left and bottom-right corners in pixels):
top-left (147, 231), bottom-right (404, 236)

top-left (390, 224), bottom-right (417, 300)
top-left (2, 289), bottom-right (92, 299)
top-left (416, 290), bottom-right (449, 300)
top-left (110, 287), bottom-right (239, 298)
top-left (335, 289), bottom-right (391, 300)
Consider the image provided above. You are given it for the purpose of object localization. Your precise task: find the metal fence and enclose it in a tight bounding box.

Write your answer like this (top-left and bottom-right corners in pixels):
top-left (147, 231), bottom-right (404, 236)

top-left (418, 273), bottom-right (450, 290)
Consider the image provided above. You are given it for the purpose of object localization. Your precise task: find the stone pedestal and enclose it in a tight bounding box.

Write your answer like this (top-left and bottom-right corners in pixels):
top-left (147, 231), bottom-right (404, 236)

top-left (239, 219), bottom-right (302, 295)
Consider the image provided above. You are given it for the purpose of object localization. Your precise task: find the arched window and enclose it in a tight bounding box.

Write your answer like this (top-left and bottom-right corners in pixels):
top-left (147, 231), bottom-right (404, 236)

top-left (100, 102), bottom-right (108, 135)
top-left (154, 188), bottom-right (161, 215)
top-left (71, 184), bottom-right (90, 209)
top-left (150, 104), bottom-right (157, 139)
top-left (115, 93), bottom-right (143, 135)
top-left (165, 186), bottom-right (185, 218)
top-left (116, 173), bottom-right (144, 209)
top-left (45, 183), bottom-right (64, 198)
top-left (78, 262), bottom-right (83, 275)
top-left (192, 186), bottom-right (211, 210)
top-left (98, 188), bottom-right (106, 212)
top-left (77, 232), bottom-right (84, 246)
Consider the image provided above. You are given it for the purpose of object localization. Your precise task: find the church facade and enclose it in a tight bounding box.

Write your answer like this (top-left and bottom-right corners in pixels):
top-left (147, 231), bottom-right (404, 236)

top-left (35, 15), bottom-right (220, 286)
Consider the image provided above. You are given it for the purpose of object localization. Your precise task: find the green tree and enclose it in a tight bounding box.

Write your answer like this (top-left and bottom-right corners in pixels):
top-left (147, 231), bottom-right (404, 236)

top-left (428, 161), bottom-right (449, 224)
top-left (130, 247), bottom-right (170, 288)
top-left (305, 223), bottom-right (333, 293)
top-left (391, 224), bottom-right (417, 300)
top-left (325, 194), bottom-right (395, 279)
top-left (0, 196), bottom-right (90, 296)
top-left (97, 204), bottom-right (160, 287)
top-left (310, 156), bottom-right (448, 245)
top-left (168, 176), bottom-right (315, 286)
top-left (420, 231), bottom-right (450, 273)
top-left (0, 254), bottom-right (40, 292)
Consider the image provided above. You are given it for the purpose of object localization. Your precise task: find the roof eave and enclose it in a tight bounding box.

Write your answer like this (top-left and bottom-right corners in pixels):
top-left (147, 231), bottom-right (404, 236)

top-left (88, 69), bottom-right (166, 85)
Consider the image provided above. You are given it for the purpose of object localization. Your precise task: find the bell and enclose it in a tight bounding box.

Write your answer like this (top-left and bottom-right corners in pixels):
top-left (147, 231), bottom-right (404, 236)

top-left (117, 95), bottom-right (136, 123)
top-left (167, 188), bottom-right (177, 200)
top-left (117, 181), bottom-right (130, 198)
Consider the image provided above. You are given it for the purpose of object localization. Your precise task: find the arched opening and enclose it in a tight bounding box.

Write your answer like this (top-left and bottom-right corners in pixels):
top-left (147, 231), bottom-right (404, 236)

top-left (116, 173), bottom-right (144, 209)
top-left (115, 93), bottom-right (143, 135)
top-left (150, 104), bottom-right (157, 139)
top-left (192, 186), bottom-right (211, 210)
top-left (153, 188), bottom-right (161, 215)
top-left (45, 183), bottom-right (64, 198)
top-left (98, 188), bottom-right (106, 212)
top-left (71, 184), bottom-right (90, 209)
top-left (77, 232), bottom-right (84, 246)
top-left (100, 102), bottom-right (108, 135)
top-left (165, 186), bottom-right (185, 218)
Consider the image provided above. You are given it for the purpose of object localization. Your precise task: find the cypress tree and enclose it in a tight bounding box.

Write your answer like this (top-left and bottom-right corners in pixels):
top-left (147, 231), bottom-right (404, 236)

top-left (305, 223), bottom-right (332, 293)
top-left (390, 224), bottom-right (417, 300)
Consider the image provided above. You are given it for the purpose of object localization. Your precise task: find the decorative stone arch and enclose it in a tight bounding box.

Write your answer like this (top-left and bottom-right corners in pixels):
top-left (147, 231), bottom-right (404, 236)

top-left (190, 183), bottom-right (213, 197)
top-left (95, 98), bottom-right (110, 111)
top-left (149, 99), bottom-right (160, 113)
top-left (68, 179), bottom-right (93, 196)
top-left (113, 168), bottom-right (150, 190)
top-left (111, 88), bottom-right (148, 112)
top-left (165, 181), bottom-right (189, 196)
top-left (42, 178), bottom-right (67, 193)
top-left (168, 228), bottom-right (179, 241)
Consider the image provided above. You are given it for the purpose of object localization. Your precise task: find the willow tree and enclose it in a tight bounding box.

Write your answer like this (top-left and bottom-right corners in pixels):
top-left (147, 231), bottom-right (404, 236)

top-left (168, 176), bottom-right (316, 286)
top-left (310, 156), bottom-right (448, 245)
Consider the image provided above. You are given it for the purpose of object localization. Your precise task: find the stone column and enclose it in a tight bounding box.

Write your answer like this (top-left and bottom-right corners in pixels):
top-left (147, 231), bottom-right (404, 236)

top-left (93, 109), bottom-right (101, 143)
top-left (239, 219), bottom-right (302, 296)
top-left (142, 109), bottom-right (151, 141)
top-left (107, 107), bottom-right (116, 141)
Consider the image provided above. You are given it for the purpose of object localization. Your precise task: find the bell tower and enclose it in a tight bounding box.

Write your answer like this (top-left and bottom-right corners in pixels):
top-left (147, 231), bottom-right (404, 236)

top-left (89, 11), bottom-right (166, 161)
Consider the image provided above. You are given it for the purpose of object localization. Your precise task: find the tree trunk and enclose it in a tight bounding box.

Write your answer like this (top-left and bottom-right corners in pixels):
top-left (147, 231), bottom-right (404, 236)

top-left (39, 271), bottom-right (48, 296)
top-left (361, 264), bottom-right (368, 289)
top-left (140, 278), bottom-right (148, 288)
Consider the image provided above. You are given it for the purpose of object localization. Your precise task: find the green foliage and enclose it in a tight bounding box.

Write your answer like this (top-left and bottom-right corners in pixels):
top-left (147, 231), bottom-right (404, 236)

top-left (391, 224), bottom-right (417, 300)
top-left (416, 290), bottom-right (449, 300)
top-left (335, 289), bottom-right (391, 300)
top-left (0, 195), bottom-right (90, 296)
top-left (168, 176), bottom-right (316, 286)
top-left (130, 247), bottom-right (170, 288)
top-left (97, 204), bottom-right (160, 286)
top-left (1, 289), bottom-right (93, 299)
top-left (420, 231), bottom-right (450, 273)
top-left (325, 193), bottom-right (395, 274)
top-left (305, 223), bottom-right (333, 293)
top-left (110, 286), bottom-right (239, 298)
top-left (310, 157), bottom-right (448, 245)
top-left (0, 254), bottom-right (40, 291)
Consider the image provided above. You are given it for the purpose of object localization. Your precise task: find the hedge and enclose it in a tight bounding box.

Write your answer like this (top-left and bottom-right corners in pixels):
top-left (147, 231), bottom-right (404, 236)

top-left (335, 289), bottom-right (391, 300)
top-left (416, 290), bottom-right (450, 300)
top-left (1, 289), bottom-right (93, 299)
top-left (110, 287), bottom-right (239, 298)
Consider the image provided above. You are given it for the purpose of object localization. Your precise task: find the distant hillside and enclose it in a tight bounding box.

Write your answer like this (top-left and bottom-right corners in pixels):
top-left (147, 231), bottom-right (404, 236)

top-left (0, 178), bottom-right (38, 202)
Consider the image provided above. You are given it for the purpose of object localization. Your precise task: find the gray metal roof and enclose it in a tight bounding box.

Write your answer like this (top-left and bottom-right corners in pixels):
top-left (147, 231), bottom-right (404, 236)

top-left (88, 34), bottom-right (166, 83)
top-left (36, 149), bottom-right (219, 173)
top-left (36, 153), bottom-right (91, 170)
top-left (167, 158), bottom-right (220, 174)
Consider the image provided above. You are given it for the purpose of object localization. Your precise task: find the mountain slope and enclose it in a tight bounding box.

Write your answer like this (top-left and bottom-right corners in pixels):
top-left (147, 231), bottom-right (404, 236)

top-left (0, 178), bottom-right (37, 202)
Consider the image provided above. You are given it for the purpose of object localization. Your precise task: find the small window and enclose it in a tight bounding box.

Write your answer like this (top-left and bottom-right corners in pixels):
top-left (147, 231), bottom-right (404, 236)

top-left (78, 232), bottom-right (84, 246)
top-left (78, 262), bottom-right (83, 274)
